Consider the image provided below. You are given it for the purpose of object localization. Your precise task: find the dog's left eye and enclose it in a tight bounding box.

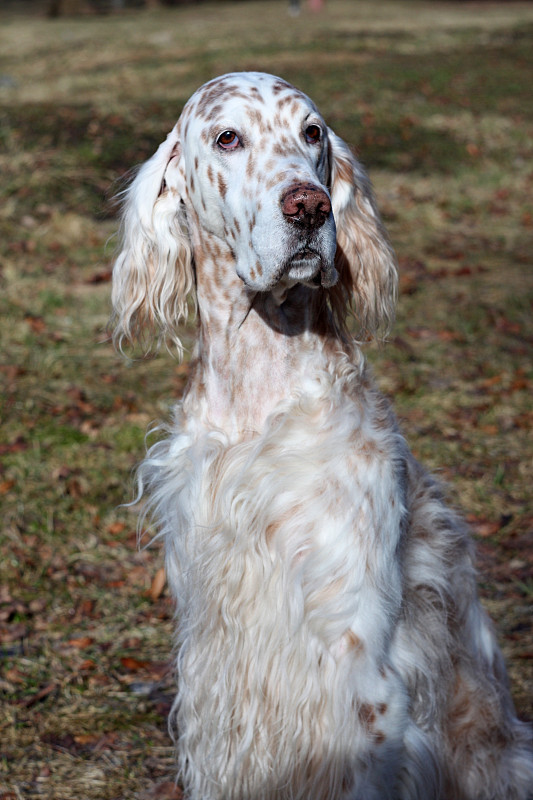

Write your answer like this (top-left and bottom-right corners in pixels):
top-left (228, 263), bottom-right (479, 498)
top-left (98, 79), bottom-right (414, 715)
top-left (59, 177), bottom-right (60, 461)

top-left (217, 130), bottom-right (240, 150)
top-left (305, 125), bottom-right (322, 144)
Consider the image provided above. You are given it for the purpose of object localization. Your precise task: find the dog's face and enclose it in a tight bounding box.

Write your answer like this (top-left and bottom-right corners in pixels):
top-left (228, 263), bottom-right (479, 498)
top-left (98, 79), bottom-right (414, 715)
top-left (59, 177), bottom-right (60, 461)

top-left (170, 72), bottom-right (338, 291)
top-left (113, 71), bottom-right (397, 351)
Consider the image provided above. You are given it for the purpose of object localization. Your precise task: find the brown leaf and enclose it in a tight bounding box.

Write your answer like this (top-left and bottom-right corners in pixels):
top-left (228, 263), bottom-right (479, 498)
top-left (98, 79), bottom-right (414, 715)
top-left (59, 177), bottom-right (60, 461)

top-left (73, 733), bottom-right (100, 746)
top-left (148, 567), bottom-right (166, 601)
top-left (88, 673), bottom-right (112, 688)
top-left (84, 731), bottom-right (121, 753)
top-left (108, 521), bottom-right (126, 535)
top-left (41, 732), bottom-right (77, 751)
top-left (478, 424), bottom-right (499, 436)
top-left (72, 599), bottom-right (95, 623)
top-left (5, 667), bottom-right (25, 685)
top-left (0, 437), bottom-right (28, 455)
top-left (147, 781), bottom-right (183, 799)
top-left (467, 516), bottom-right (501, 538)
top-left (86, 269), bottom-right (112, 284)
top-left (24, 314), bottom-right (46, 333)
top-left (122, 636), bottom-right (142, 649)
top-left (120, 656), bottom-right (149, 672)
top-left (436, 329), bottom-right (461, 342)
top-left (399, 273), bottom-right (418, 295)
top-left (146, 661), bottom-right (171, 681)
top-left (0, 622), bottom-right (28, 643)
top-left (67, 636), bottom-right (94, 649)
top-left (0, 365), bottom-right (26, 380)
top-left (0, 587), bottom-right (12, 603)
top-left (28, 597), bottom-right (47, 614)
top-left (510, 377), bottom-right (529, 392)
top-left (481, 375), bottom-right (502, 388)
top-left (495, 317), bottom-right (521, 335)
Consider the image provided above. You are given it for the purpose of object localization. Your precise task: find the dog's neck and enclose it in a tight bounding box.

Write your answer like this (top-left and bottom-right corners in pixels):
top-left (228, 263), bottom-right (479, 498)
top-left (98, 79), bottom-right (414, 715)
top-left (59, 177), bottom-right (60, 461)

top-left (182, 226), bottom-right (337, 438)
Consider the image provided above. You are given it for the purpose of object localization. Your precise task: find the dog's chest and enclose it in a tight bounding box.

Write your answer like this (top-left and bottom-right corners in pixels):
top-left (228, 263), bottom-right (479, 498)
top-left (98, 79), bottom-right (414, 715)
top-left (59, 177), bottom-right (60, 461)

top-left (164, 379), bottom-right (406, 659)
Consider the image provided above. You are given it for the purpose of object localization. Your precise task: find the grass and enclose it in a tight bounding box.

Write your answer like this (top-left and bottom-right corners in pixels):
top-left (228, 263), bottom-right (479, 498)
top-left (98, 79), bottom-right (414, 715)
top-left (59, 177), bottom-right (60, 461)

top-left (1, 1), bottom-right (532, 797)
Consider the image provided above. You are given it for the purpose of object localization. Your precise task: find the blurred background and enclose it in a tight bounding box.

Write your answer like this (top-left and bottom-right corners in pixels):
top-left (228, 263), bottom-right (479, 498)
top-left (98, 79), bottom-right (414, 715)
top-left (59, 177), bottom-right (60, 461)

top-left (1, 1), bottom-right (532, 798)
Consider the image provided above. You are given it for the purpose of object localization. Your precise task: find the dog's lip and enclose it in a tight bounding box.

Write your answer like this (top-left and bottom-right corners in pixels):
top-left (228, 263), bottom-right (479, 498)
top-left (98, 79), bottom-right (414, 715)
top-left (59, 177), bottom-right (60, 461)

top-left (237, 249), bottom-right (338, 291)
top-left (285, 250), bottom-right (321, 276)
top-left (319, 263), bottom-right (338, 288)
top-left (295, 248), bottom-right (319, 260)
top-left (285, 247), bottom-right (322, 270)
top-left (288, 249), bottom-right (339, 288)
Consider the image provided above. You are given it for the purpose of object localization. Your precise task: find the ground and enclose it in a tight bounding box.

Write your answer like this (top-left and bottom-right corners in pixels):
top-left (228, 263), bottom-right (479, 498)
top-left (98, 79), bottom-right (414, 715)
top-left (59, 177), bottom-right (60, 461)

top-left (0, 2), bottom-right (532, 798)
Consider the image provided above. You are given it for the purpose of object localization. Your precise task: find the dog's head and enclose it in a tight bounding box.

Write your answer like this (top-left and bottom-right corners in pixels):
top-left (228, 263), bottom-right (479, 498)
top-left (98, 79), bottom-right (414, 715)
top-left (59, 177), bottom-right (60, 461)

top-left (112, 72), bottom-right (397, 353)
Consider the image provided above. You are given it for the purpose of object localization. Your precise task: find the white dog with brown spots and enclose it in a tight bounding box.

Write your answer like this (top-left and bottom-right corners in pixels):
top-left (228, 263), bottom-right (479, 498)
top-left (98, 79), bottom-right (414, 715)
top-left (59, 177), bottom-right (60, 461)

top-left (112, 72), bottom-right (533, 800)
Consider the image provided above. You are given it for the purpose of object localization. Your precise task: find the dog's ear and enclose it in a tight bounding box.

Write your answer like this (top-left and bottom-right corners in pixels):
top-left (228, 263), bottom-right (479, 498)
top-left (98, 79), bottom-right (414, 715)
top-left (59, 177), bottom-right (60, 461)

top-left (327, 128), bottom-right (397, 340)
top-left (111, 125), bottom-right (194, 357)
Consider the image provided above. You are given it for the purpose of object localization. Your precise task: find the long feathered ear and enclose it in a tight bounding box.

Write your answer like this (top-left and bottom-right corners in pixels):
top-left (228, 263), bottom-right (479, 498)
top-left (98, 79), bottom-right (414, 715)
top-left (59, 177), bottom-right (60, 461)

top-left (327, 128), bottom-right (397, 341)
top-left (111, 125), bottom-right (194, 357)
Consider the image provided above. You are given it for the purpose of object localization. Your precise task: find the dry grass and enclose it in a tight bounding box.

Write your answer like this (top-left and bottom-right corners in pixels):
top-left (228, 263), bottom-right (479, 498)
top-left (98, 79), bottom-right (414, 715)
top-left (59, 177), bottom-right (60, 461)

top-left (1, 2), bottom-right (532, 797)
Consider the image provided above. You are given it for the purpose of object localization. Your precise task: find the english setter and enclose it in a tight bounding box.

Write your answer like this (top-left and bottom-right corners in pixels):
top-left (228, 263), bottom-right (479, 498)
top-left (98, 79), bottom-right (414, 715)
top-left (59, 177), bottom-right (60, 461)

top-left (112, 73), bottom-right (533, 799)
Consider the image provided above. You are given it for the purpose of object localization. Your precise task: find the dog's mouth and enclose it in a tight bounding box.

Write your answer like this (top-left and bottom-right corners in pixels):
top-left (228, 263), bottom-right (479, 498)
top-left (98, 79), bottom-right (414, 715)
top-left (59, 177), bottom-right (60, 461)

top-left (285, 249), bottom-right (338, 289)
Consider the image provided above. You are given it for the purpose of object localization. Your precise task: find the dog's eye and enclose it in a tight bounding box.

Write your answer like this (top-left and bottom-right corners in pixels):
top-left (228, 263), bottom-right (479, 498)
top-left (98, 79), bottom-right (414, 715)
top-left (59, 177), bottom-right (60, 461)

top-left (305, 124), bottom-right (322, 145)
top-left (217, 130), bottom-right (240, 150)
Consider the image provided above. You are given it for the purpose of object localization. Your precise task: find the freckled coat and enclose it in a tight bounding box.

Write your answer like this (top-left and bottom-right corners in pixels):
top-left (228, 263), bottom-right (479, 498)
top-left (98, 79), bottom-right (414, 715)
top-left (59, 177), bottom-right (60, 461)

top-left (112, 72), bottom-right (533, 800)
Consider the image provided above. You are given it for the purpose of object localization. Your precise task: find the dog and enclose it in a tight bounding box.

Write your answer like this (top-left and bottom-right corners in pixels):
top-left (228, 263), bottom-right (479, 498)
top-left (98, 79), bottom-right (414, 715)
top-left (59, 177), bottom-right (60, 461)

top-left (112, 72), bottom-right (533, 799)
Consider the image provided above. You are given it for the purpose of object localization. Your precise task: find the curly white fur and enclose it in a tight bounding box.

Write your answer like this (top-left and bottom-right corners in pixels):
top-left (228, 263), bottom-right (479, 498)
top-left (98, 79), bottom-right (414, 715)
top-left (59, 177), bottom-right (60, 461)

top-left (112, 72), bottom-right (533, 799)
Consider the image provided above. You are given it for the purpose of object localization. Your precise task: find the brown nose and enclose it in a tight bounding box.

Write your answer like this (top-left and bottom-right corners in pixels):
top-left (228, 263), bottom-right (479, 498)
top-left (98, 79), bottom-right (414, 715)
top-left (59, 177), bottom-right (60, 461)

top-left (280, 183), bottom-right (331, 229)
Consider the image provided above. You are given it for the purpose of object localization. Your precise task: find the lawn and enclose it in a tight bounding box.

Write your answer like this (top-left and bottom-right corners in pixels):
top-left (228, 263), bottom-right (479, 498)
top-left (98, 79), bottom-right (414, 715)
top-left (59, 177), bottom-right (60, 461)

top-left (1, 1), bottom-right (532, 797)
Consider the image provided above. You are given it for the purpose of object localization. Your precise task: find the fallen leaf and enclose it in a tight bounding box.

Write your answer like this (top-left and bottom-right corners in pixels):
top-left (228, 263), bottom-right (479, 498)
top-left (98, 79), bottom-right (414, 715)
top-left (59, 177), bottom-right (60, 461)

top-left (148, 567), bottom-right (166, 601)
top-left (0, 437), bottom-right (28, 455)
top-left (74, 733), bottom-right (100, 746)
top-left (24, 314), bottom-right (46, 333)
top-left (86, 269), bottom-right (112, 284)
top-left (72, 599), bottom-right (95, 623)
top-left (0, 587), bottom-right (12, 603)
top-left (67, 636), bottom-right (94, 649)
top-left (65, 476), bottom-right (88, 497)
top-left (0, 622), bottom-right (28, 643)
top-left (5, 667), bottom-right (25, 684)
top-left (510, 377), bottom-right (529, 392)
top-left (147, 781), bottom-right (183, 799)
top-left (481, 375), bottom-right (502, 388)
top-left (41, 732), bottom-right (76, 751)
top-left (108, 521), bottom-right (126, 535)
top-left (467, 516), bottom-right (501, 538)
top-left (436, 329), bottom-right (462, 342)
top-left (479, 424), bottom-right (499, 435)
top-left (120, 656), bottom-right (149, 672)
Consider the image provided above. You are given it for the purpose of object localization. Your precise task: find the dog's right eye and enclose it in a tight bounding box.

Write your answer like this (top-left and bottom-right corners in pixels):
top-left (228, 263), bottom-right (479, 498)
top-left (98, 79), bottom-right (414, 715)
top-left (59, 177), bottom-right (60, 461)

top-left (217, 130), bottom-right (240, 150)
top-left (305, 124), bottom-right (322, 145)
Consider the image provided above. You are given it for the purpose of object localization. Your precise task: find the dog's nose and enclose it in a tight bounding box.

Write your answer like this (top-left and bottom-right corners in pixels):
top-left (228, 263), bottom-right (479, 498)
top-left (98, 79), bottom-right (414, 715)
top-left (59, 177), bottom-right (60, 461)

top-left (281, 183), bottom-right (331, 229)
